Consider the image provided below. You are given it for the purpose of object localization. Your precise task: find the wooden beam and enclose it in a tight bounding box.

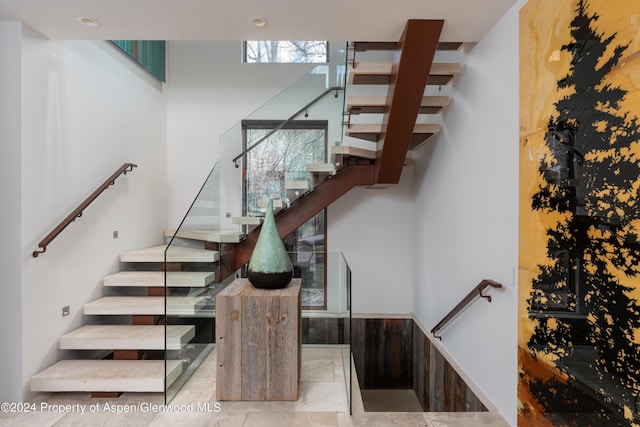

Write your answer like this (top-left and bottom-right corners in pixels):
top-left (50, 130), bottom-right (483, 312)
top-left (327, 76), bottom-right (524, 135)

top-left (232, 164), bottom-right (375, 271)
top-left (376, 20), bottom-right (444, 184)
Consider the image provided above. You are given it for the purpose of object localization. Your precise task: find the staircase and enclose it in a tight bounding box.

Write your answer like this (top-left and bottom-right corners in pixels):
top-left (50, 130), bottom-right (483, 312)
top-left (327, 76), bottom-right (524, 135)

top-left (30, 21), bottom-right (464, 398)
top-left (31, 243), bottom-right (220, 396)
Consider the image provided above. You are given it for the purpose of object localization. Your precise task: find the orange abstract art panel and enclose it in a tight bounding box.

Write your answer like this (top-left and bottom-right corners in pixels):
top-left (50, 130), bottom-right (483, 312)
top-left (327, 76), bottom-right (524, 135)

top-left (519, 1), bottom-right (640, 425)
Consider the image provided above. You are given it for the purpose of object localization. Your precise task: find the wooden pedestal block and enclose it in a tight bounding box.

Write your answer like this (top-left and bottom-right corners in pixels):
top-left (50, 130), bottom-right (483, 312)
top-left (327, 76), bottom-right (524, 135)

top-left (216, 278), bottom-right (301, 401)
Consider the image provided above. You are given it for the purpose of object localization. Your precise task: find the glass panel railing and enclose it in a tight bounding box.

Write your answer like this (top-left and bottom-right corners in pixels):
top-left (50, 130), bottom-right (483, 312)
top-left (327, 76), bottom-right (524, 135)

top-left (160, 244), bottom-right (353, 411)
top-left (164, 161), bottom-right (224, 403)
top-left (218, 43), bottom-right (348, 232)
top-left (161, 42), bottom-right (351, 404)
top-left (300, 250), bottom-right (352, 415)
top-left (341, 253), bottom-right (353, 414)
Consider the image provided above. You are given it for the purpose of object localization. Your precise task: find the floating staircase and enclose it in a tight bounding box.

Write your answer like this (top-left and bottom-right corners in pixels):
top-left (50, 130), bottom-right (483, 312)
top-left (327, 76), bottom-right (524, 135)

top-left (345, 36), bottom-right (462, 153)
top-left (30, 20), bottom-right (464, 399)
top-left (31, 241), bottom-right (219, 396)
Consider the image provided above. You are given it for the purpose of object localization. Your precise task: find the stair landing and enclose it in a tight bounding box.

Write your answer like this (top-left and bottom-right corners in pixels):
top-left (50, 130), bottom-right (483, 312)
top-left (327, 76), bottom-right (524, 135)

top-left (31, 359), bottom-right (183, 393)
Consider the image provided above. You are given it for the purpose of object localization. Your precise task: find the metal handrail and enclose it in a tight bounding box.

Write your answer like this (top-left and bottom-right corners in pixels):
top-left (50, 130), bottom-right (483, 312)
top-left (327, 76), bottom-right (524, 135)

top-left (232, 86), bottom-right (343, 167)
top-left (32, 163), bottom-right (137, 257)
top-left (431, 279), bottom-right (502, 340)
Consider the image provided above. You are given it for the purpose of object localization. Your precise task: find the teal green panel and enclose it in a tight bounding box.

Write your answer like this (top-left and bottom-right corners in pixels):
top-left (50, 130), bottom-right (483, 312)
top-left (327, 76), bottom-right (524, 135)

top-left (111, 40), bottom-right (165, 82)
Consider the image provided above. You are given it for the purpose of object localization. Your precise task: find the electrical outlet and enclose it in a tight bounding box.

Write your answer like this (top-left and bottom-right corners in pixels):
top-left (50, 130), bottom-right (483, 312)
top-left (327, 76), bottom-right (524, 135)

top-left (226, 212), bottom-right (231, 218)
top-left (62, 306), bottom-right (70, 317)
top-left (113, 230), bottom-right (118, 239)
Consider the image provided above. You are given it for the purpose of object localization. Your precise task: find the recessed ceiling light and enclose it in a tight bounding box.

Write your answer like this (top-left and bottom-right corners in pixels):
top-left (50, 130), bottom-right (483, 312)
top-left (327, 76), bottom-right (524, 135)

top-left (77, 16), bottom-right (100, 28)
top-left (250, 17), bottom-right (267, 27)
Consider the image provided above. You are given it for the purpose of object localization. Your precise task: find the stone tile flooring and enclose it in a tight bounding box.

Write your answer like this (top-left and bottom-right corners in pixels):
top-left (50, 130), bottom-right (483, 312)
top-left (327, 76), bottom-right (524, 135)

top-left (0, 346), bottom-right (509, 426)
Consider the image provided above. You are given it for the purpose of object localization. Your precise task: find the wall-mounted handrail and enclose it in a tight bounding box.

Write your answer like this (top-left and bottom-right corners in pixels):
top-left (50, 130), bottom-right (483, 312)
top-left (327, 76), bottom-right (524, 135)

top-left (32, 163), bottom-right (137, 258)
top-left (232, 86), bottom-right (343, 167)
top-left (430, 279), bottom-right (502, 340)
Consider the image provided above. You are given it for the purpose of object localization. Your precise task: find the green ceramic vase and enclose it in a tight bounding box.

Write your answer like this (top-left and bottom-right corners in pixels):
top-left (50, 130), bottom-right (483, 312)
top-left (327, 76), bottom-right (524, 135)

top-left (247, 199), bottom-right (293, 289)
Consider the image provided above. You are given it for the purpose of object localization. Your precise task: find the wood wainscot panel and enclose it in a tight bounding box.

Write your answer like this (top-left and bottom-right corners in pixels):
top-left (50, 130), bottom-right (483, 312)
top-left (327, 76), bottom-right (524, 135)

top-left (352, 318), bottom-right (413, 389)
top-left (352, 317), bottom-right (488, 413)
top-left (216, 278), bottom-right (301, 401)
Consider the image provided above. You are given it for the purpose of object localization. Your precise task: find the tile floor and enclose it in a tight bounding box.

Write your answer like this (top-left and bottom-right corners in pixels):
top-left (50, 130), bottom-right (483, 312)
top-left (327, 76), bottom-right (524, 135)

top-left (0, 346), bottom-right (509, 426)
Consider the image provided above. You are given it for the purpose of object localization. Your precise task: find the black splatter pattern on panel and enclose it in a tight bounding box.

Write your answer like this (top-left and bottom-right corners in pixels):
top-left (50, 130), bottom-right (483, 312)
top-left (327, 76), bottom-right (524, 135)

top-left (525, 0), bottom-right (640, 424)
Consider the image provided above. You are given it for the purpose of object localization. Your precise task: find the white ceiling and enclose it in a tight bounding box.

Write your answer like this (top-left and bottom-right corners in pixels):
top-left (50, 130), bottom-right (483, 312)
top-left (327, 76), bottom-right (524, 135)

top-left (0, 0), bottom-right (517, 42)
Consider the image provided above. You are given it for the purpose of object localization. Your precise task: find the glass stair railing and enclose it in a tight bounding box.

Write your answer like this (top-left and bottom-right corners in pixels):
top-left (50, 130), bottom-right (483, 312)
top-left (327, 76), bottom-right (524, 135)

top-left (163, 42), bottom-right (354, 406)
top-left (219, 44), bottom-right (349, 232)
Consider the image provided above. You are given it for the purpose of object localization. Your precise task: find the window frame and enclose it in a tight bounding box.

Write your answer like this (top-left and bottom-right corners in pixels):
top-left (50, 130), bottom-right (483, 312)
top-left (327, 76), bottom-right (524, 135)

top-left (242, 41), bottom-right (329, 64)
top-left (241, 119), bottom-right (329, 310)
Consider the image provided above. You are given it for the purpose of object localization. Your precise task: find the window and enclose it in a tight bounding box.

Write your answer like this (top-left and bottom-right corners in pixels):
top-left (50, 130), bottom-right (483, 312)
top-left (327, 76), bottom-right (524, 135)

top-left (241, 120), bottom-right (328, 309)
top-left (243, 41), bottom-right (328, 63)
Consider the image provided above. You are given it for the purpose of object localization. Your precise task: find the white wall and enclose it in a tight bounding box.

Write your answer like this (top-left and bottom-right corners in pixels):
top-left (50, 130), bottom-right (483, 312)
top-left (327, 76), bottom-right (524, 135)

top-left (0, 21), bottom-right (24, 403)
top-left (328, 169), bottom-right (415, 314)
top-left (411, 1), bottom-right (524, 425)
top-left (20, 30), bottom-right (167, 399)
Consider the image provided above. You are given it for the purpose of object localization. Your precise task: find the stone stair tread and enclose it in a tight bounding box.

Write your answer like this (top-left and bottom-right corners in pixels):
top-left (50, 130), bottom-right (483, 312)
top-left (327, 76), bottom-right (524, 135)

top-left (60, 325), bottom-right (195, 350)
top-left (120, 244), bottom-right (219, 263)
top-left (164, 229), bottom-right (244, 243)
top-left (84, 296), bottom-right (207, 316)
top-left (103, 271), bottom-right (215, 288)
top-left (284, 180), bottom-right (310, 190)
top-left (181, 215), bottom-right (220, 225)
top-left (352, 41), bottom-right (464, 52)
top-left (257, 198), bottom-right (283, 208)
top-left (331, 145), bottom-right (377, 160)
top-left (232, 216), bottom-right (263, 225)
top-left (31, 359), bottom-right (182, 392)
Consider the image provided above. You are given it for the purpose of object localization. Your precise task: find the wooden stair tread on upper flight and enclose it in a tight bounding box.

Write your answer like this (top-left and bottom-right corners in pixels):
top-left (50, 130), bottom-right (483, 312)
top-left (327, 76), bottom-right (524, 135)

top-left (347, 62), bottom-right (462, 85)
top-left (346, 95), bottom-right (450, 115)
top-left (331, 145), bottom-right (377, 160)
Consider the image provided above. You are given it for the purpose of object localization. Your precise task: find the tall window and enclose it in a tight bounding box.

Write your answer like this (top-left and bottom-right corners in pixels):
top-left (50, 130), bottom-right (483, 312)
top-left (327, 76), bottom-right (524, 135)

top-left (242, 120), bottom-right (328, 309)
top-left (242, 120), bottom-right (326, 214)
top-left (243, 41), bottom-right (328, 63)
